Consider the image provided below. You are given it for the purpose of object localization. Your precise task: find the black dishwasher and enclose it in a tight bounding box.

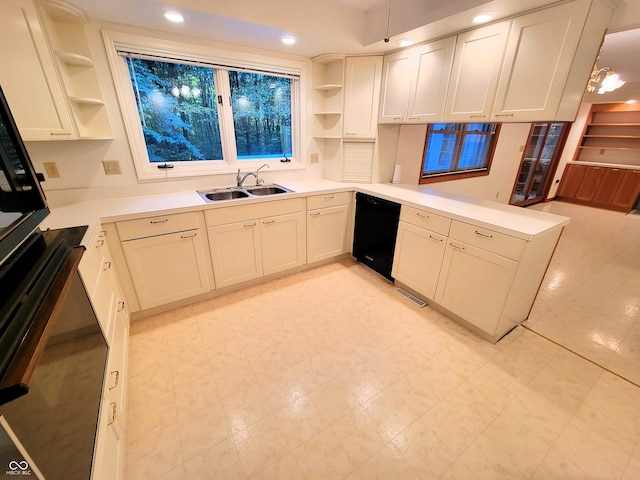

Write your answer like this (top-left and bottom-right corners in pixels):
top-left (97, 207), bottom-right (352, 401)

top-left (353, 192), bottom-right (401, 280)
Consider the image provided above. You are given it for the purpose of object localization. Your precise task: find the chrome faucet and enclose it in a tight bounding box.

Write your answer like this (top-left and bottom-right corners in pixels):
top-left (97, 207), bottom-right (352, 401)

top-left (237, 163), bottom-right (270, 187)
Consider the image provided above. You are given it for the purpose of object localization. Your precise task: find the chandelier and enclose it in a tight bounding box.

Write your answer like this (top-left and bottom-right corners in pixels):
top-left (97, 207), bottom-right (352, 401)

top-left (587, 64), bottom-right (625, 94)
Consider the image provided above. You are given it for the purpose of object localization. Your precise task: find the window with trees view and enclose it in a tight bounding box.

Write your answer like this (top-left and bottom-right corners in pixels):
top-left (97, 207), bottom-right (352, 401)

top-left (127, 58), bottom-right (293, 164)
top-left (420, 123), bottom-right (500, 183)
top-left (102, 31), bottom-right (305, 180)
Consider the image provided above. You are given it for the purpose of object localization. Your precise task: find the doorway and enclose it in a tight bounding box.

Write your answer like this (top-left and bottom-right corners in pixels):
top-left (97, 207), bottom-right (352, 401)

top-left (510, 122), bottom-right (570, 206)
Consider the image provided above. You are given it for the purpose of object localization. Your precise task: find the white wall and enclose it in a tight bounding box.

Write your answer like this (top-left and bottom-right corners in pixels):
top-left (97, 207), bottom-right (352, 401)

top-left (391, 123), bottom-right (532, 204)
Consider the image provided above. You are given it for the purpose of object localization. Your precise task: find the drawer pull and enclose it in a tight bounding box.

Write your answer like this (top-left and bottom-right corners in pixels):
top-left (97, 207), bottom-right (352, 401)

top-left (109, 370), bottom-right (120, 390)
top-left (117, 301), bottom-right (126, 312)
top-left (450, 243), bottom-right (465, 250)
top-left (243, 222), bottom-right (256, 228)
top-left (107, 402), bottom-right (117, 425)
top-left (180, 233), bottom-right (197, 239)
top-left (344, 132), bottom-right (357, 136)
top-left (416, 212), bottom-right (429, 219)
top-left (429, 235), bottom-right (443, 243)
top-left (96, 239), bottom-right (105, 247)
top-left (262, 219), bottom-right (276, 225)
top-left (323, 195), bottom-right (335, 200)
top-left (150, 219), bottom-right (169, 224)
top-left (103, 261), bottom-right (112, 270)
top-left (310, 212), bottom-right (321, 216)
top-left (470, 114), bottom-right (486, 118)
top-left (495, 113), bottom-right (514, 118)
top-left (474, 230), bottom-right (493, 239)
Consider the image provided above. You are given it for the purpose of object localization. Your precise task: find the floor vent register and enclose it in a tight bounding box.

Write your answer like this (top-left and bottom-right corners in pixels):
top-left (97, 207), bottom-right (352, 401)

top-left (395, 288), bottom-right (427, 308)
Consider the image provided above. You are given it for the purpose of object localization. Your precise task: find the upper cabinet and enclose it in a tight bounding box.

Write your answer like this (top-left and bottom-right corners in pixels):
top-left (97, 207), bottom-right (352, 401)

top-left (379, 0), bottom-right (613, 125)
top-left (491, 0), bottom-right (591, 122)
top-left (443, 21), bottom-right (510, 122)
top-left (379, 37), bottom-right (455, 124)
top-left (343, 56), bottom-right (382, 139)
top-left (0, 0), bottom-right (75, 140)
top-left (38, 0), bottom-right (112, 139)
top-left (0, 0), bottom-right (111, 141)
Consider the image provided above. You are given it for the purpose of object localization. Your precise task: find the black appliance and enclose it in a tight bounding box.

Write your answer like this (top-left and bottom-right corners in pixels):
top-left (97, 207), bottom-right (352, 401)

top-left (0, 85), bottom-right (50, 267)
top-left (353, 192), bottom-right (401, 280)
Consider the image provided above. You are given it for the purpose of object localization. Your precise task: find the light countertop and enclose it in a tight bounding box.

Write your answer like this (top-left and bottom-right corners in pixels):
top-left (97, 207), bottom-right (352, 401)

top-left (41, 180), bottom-right (570, 244)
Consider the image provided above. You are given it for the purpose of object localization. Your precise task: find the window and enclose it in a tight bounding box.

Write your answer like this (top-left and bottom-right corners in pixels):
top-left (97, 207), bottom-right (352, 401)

top-left (103, 32), bottom-right (304, 180)
top-left (420, 123), bottom-right (500, 183)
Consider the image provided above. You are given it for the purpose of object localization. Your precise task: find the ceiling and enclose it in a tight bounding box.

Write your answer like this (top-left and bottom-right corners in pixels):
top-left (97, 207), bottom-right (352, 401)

top-left (67, 0), bottom-right (640, 102)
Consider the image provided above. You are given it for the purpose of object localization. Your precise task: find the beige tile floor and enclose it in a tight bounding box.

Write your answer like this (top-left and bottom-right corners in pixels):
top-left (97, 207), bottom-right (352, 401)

top-left (126, 203), bottom-right (640, 479)
top-left (527, 201), bottom-right (640, 385)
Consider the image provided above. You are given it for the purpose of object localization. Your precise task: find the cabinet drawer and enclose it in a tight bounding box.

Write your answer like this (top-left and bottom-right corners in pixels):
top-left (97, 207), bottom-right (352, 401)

top-left (117, 212), bottom-right (200, 241)
top-left (79, 226), bottom-right (108, 295)
top-left (205, 198), bottom-right (304, 226)
top-left (400, 206), bottom-right (451, 236)
top-left (449, 221), bottom-right (525, 261)
top-left (307, 191), bottom-right (351, 209)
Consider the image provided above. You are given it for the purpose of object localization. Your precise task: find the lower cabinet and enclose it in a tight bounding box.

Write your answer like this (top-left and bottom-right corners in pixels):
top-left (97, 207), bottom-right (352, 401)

top-left (307, 192), bottom-right (351, 263)
top-left (434, 239), bottom-right (518, 334)
top-left (205, 198), bottom-right (306, 289)
top-left (117, 212), bottom-right (212, 310)
top-left (392, 221), bottom-right (447, 300)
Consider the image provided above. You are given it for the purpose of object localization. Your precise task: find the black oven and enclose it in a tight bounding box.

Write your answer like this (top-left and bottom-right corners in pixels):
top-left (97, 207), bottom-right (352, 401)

top-left (0, 227), bottom-right (108, 480)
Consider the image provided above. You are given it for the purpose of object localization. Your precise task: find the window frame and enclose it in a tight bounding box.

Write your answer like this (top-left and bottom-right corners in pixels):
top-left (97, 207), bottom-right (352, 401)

top-left (103, 31), bottom-right (307, 181)
top-left (419, 123), bottom-right (501, 184)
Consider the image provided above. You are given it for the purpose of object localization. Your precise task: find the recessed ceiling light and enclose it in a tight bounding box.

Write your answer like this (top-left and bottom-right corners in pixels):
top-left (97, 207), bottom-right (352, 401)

top-left (473, 13), bottom-right (493, 24)
top-left (281, 36), bottom-right (296, 45)
top-left (626, 99), bottom-right (637, 104)
top-left (399, 39), bottom-right (415, 47)
top-left (164, 11), bottom-right (184, 23)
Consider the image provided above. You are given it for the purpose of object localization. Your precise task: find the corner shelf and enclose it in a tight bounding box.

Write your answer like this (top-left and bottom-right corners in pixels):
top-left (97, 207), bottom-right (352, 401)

top-left (39, 1), bottom-right (112, 140)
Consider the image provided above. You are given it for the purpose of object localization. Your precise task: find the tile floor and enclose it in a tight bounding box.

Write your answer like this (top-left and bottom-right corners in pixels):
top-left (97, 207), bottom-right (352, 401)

top-left (126, 202), bottom-right (640, 480)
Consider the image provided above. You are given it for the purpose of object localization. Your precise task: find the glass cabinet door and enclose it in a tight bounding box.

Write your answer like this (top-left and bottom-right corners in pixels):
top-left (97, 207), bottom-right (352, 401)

top-left (510, 122), bottom-right (568, 206)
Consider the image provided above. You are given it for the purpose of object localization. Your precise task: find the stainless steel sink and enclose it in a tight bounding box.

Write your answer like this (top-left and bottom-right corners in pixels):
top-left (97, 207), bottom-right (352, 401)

top-left (197, 184), bottom-right (292, 203)
top-left (245, 185), bottom-right (292, 196)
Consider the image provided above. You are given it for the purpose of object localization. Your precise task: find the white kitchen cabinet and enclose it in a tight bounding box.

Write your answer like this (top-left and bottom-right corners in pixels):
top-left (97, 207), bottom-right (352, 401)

top-left (379, 37), bottom-right (455, 124)
top-left (208, 220), bottom-right (263, 288)
top-left (0, 0), bottom-right (75, 140)
top-left (435, 239), bottom-right (519, 335)
top-left (260, 211), bottom-right (306, 275)
top-left (93, 402), bottom-right (125, 480)
top-left (343, 56), bottom-right (382, 139)
top-left (307, 192), bottom-right (351, 263)
top-left (117, 212), bottom-right (212, 310)
top-left (443, 21), bottom-right (510, 122)
top-left (391, 206), bottom-right (451, 300)
top-left (312, 54), bottom-right (345, 139)
top-left (491, 0), bottom-right (591, 122)
top-left (205, 198), bottom-right (306, 289)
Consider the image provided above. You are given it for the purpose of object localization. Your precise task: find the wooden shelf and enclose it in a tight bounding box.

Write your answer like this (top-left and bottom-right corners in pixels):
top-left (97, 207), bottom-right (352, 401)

top-left (584, 135), bottom-right (640, 139)
top-left (315, 84), bottom-right (343, 91)
top-left (55, 51), bottom-right (94, 67)
top-left (578, 145), bottom-right (640, 151)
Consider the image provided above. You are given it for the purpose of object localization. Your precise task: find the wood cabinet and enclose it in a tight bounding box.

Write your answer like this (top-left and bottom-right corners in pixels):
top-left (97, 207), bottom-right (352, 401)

top-left (491, 0), bottom-right (593, 122)
top-left (443, 21), bottom-right (509, 122)
top-left (0, 0), bottom-right (75, 140)
top-left (379, 37), bottom-right (455, 124)
top-left (557, 163), bottom-right (640, 212)
top-left (205, 198), bottom-right (306, 288)
top-left (117, 212), bottom-right (212, 309)
top-left (343, 56), bottom-right (382, 138)
top-left (307, 192), bottom-right (351, 263)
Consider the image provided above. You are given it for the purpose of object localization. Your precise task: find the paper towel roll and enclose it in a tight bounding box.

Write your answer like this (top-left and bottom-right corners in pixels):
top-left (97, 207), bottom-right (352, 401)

top-left (392, 165), bottom-right (402, 184)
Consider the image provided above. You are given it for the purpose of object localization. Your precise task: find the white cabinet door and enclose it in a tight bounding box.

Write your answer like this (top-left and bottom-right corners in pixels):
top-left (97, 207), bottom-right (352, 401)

top-left (378, 49), bottom-right (413, 124)
top-left (491, 0), bottom-right (588, 122)
top-left (307, 204), bottom-right (349, 263)
top-left (122, 230), bottom-right (211, 309)
top-left (343, 56), bottom-right (382, 138)
top-left (0, 0), bottom-right (74, 140)
top-left (444, 21), bottom-right (510, 122)
top-left (435, 240), bottom-right (518, 336)
top-left (379, 38), bottom-right (455, 124)
top-left (93, 409), bottom-right (125, 480)
top-left (208, 221), bottom-right (262, 288)
top-left (260, 212), bottom-right (306, 276)
top-left (392, 221), bottom-right (447, 300)
top-left (406, 37), bottom-right (456, 123)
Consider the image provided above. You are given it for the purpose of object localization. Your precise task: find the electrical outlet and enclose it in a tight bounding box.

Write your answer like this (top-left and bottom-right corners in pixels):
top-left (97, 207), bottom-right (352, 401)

top-left (43, 162), bottom-right (60, 178)
top-left (102, 160), bottom-right (122, 175)
top-left (310, 152), bottom-right (319, 164)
